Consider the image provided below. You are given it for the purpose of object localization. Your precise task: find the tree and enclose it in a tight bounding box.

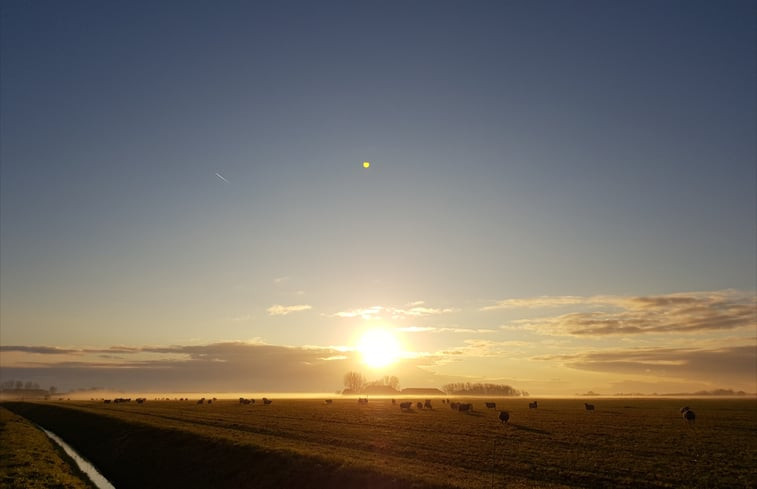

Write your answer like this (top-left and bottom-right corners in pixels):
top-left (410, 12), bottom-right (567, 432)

top-left (49, 386), bottom-right (57, 395)
top-left (343, 371), bottom-right (365, 392)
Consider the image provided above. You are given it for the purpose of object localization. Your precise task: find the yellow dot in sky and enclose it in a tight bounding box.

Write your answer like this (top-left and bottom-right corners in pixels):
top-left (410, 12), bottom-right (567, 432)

top-left (363, 161), bottom-right (371, 169)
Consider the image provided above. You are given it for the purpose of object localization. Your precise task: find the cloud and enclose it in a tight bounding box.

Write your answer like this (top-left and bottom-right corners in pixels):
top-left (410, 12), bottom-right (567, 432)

top-left (481, 295), bottom-right (612, 311)
top-left (396, 327), bottom-right (495, 334)
top-left (0, 346), bottom-right (79, 354)
top-left (499, 290), bottom-right (755, 336)
top-left (266, 304), bottom-right (312, 316)
top-left (535, 344), bottom-right (757, 387)
top-left (332, 306), bottom-right (384, 319)
top-left (331, 302), bottom-right (457, 320)
top-left (0, 342), bottom-right (364, 392)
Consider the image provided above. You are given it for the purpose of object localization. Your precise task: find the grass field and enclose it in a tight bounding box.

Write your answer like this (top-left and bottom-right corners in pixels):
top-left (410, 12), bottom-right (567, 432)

top-left (0, 406), bottom-right (94, 489)
top-left (3, 397), bottom-right (756, 488)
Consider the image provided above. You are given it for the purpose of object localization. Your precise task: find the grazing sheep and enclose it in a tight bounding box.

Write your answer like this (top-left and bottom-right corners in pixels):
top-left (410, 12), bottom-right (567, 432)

top-left (485, 402), bottom-right (496, 409)
top-left (681, 407), bottom-right (696, 423)
top-left (391, 399), bottom-right (396, 405)
top-left (399, 401), bottom-right (412, 411)
top-left (457, 403), bottom-right (472, 413)
top-left (357, 398), bottom-right (368, 404)
top-left (103, 400), bottom-right (111, 404)
top-left (584, 403), bottom-right (595, 411)
top-left (424, 399), bottom-right (432, 409)
top-left (528, 401), bottom-right (538, 409)
top-left (324, 399), bottom-right (333, 404)
top-left (498, 411), bottom-right (510, 424)
top-left (197, 398), bottom-right (204, 405)
top-left (450, 402), bottom-right (459, 410)
top-left (263, 398), bottom-right (272, 405)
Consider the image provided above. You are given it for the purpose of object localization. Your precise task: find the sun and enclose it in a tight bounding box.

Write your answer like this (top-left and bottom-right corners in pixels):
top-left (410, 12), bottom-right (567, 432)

top-left (357, 329), bottom-right (401, 368)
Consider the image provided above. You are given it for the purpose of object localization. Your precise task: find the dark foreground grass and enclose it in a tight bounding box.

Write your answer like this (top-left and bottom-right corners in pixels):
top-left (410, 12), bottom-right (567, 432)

top-left (3, 402), bottom-right (453, 489)
top-left (0, 406), bottom-right (94, 489)
top-left (3, 398), bottom-right (756, 488)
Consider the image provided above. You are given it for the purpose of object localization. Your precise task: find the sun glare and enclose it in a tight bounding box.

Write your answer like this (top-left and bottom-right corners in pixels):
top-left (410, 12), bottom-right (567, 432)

top-left (357, 329), bottom-right (401, 368)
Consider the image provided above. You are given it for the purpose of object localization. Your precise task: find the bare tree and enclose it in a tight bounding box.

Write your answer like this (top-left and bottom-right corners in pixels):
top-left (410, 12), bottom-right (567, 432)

top-left (343, 371), bottom-right (365, 392)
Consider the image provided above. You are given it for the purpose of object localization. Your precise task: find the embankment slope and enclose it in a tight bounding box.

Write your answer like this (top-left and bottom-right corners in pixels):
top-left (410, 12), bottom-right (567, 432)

top-left (0, 406), bottom-right (94, 489)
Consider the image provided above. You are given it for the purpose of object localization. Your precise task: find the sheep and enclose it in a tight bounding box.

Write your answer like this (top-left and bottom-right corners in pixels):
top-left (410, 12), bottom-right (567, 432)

top-left (324, 399), bottom-right (333, 404)
top-left (528, 401), bottom-right (538, 409)
top-left (485, 402), bottom-right (496, 409)
top-left (681, 407), bottom-right (696, 423)
top-left (584, 403), bottom-right (595, 411)
top-left (416, 402), bottom-right (424, 410)
top-left (424, 399), bottom-right (432, 409)
top-left (399, 401), bottom-right (412, 411)
top-left (498, 411), bottom-right (510, 424)
top-left (457, 403), bottom-right (472, 413)
top-left (263, 398), bottom-right (272, 405)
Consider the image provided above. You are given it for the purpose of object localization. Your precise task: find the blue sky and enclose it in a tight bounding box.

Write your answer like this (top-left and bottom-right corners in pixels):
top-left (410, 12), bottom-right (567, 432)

top-left (1, 1), bottom-right (755, 394)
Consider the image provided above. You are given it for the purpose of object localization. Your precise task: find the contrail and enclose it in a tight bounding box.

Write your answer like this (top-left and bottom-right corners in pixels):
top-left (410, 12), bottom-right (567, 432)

top-left (215, 172), bottom-right (230, 184)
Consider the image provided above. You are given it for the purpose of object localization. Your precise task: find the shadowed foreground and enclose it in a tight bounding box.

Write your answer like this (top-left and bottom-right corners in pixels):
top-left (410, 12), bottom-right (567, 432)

top-left (3, 398), bottom-right (756, 488)
top-left (0, 407), bottom-right (93, 489)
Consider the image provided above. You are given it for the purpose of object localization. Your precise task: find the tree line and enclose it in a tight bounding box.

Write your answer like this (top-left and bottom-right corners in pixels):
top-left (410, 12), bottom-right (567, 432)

top-left (442, 382), bottom-right (528, 397)
top-left (0, 380), bottom-right (55, 393)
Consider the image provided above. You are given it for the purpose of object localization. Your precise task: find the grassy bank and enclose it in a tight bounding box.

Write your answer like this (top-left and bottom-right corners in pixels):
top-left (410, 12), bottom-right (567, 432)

top-left (0, 407), bottom-right (94, 489)
top-left (2, 402), bottom-right (451, 489)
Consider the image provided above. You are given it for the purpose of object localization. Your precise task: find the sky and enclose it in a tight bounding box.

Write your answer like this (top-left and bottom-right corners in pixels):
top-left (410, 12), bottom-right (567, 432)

top-left (1, 0), bottom-right (755, 395)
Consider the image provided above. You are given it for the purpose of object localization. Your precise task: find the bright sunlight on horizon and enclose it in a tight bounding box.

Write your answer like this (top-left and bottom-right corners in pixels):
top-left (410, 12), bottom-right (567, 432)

top-left (357, 329), bottom-right (403, 369)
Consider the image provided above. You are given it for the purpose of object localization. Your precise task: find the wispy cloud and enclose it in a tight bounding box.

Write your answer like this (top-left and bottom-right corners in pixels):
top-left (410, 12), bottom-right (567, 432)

top-left (332, 306), bottom-right (384, 319)
top-left (331, 301), bottom-right (457, 320)
top-left (396, 326), bottom-right (495, 334)
top-left (497, 290), bottom-right (755, 336)
top-left (266, 304), bottom-right (312, 316)
top-left (215, 172), bottom-right (230, 184)
top-left (481, 296), bottom-right (610, 311)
